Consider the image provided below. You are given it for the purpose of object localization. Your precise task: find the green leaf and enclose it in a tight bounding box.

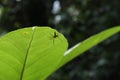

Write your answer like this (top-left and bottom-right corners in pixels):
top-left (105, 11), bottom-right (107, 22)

top-left (0, 26), bottom-right (68, 80)
top-left (57, 26), bottom-right (120, 69)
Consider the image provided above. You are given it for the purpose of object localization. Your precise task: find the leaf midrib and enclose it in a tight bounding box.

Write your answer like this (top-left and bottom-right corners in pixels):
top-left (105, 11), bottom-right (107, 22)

top-left (20, 29), bottom-right (35, 80)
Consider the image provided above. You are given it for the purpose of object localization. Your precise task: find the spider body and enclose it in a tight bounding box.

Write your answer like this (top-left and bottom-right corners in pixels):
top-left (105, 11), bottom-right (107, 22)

top-left (51, 31), bottom-right (59, 44)
top-left (53, 32), bottom-right (58, 38)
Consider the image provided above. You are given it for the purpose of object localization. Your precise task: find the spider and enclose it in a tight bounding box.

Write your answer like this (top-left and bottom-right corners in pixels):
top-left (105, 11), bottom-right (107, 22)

top-left (51, 31), bottom-right (60, 44)
top-left (53, 32), bottom-right (59, 38)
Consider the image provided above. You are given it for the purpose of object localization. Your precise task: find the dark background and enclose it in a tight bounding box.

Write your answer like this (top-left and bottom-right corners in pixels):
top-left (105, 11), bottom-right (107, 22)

top-left (0, 0), bottom-right (120, 80)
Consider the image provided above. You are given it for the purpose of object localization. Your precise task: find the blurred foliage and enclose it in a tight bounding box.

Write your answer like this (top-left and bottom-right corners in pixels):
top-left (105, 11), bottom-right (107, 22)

top-left (0, 0), bottom-right (54, 31)
top-left (0, 0), bottom-right (120, 80)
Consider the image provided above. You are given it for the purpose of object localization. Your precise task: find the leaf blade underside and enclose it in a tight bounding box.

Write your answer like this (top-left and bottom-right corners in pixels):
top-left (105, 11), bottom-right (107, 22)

top-left (0, 26), bottom-right (68, 80)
